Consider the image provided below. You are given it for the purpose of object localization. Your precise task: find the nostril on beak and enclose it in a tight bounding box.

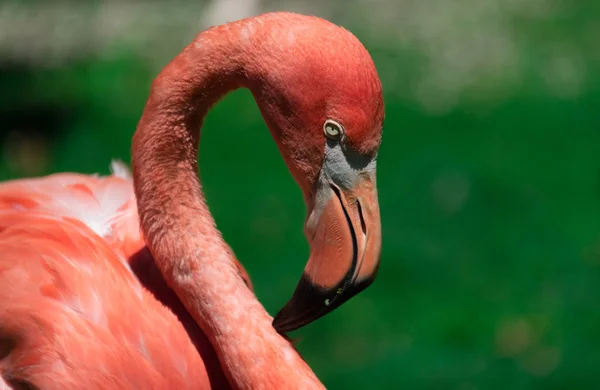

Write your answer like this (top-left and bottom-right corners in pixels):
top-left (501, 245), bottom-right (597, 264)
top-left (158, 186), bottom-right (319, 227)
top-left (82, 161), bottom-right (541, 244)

top-left (356, 199), bottom-right (367, 235)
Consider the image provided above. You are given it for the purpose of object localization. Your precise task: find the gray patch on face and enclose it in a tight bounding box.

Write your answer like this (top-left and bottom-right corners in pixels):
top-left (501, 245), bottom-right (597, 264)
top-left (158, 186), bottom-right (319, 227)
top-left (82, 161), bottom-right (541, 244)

top-left (321, 139), bottom-right (376, 190)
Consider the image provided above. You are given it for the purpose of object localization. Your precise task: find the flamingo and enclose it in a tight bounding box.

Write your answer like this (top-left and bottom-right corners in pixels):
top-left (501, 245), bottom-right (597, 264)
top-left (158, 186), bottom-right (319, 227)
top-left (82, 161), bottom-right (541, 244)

top-left (0, 11), bottom-right (384, 389)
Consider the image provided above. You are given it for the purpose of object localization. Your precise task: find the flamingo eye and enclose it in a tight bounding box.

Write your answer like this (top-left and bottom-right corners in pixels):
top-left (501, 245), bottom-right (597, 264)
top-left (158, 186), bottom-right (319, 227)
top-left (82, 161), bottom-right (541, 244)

top-left (323, 119), bottom-right (344, 140)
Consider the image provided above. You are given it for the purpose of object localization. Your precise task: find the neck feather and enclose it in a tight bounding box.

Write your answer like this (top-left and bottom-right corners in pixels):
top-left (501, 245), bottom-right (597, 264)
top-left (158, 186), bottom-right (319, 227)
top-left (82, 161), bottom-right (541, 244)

top-left (131, 18), bottom-right (323, 389)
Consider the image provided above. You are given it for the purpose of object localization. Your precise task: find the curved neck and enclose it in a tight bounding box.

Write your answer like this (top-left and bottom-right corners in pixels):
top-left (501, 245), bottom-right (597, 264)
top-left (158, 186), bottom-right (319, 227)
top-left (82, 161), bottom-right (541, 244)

top-left (131, 20), bottom-right (323, 389)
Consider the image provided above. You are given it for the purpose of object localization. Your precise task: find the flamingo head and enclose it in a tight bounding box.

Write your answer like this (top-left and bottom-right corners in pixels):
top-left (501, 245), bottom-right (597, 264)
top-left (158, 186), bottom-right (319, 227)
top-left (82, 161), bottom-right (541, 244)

top-left (249, 15), bottom-right (385, 333)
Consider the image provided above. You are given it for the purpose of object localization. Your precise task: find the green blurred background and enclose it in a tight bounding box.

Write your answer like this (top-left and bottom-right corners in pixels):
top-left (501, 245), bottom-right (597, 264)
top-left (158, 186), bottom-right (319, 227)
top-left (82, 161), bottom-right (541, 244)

top-left (1, 0), bottom-right (599, 388)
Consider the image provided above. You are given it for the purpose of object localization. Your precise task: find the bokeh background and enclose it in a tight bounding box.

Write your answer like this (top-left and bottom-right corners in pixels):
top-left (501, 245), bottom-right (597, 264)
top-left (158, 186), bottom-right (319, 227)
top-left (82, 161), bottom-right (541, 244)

top-left (1, 0), bottom-right (599, 388)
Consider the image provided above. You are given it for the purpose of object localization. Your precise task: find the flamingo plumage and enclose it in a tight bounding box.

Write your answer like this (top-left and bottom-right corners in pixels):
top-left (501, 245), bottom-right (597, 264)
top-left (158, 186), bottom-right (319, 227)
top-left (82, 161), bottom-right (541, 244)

top-left (0, 12), bottom-right (384, 389)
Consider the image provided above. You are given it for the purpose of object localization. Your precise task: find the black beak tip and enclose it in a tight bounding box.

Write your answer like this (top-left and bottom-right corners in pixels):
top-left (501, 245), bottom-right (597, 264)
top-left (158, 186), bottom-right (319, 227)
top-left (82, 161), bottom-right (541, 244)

top-left (273, 273), bottom-right (376, 336)
top-left (272, 274), bottom-right (331, 334)
top-left (272, 272), bottom-right (379, 334)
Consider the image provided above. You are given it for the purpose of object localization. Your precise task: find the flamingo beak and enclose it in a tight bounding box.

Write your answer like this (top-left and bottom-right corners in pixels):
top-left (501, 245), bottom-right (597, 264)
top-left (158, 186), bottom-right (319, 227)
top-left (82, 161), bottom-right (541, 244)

top-left (273, 171), bottom-right (381, 333)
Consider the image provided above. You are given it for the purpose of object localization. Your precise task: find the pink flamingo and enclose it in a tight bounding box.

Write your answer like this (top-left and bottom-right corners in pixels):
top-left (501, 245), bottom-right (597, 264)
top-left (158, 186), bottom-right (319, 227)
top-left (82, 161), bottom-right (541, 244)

top-left (0, 12), bottom-right (384, 389)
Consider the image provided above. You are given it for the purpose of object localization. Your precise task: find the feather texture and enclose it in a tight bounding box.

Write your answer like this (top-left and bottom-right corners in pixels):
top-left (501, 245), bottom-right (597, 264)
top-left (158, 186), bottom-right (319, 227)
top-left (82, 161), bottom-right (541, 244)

top-left (0, 166), bottom-right (232, 389)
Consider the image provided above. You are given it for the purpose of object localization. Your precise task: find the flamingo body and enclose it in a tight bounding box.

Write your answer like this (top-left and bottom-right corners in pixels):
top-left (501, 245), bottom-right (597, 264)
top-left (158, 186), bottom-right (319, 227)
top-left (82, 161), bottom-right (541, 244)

top-left (0, 163), bottom-right (232, 389)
